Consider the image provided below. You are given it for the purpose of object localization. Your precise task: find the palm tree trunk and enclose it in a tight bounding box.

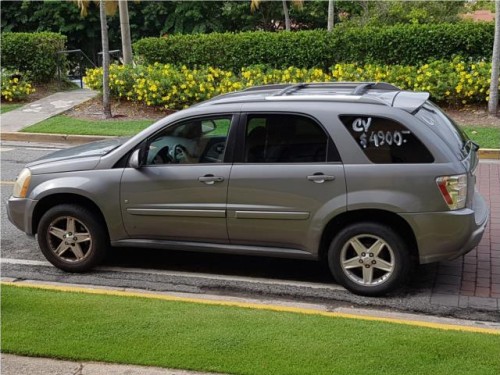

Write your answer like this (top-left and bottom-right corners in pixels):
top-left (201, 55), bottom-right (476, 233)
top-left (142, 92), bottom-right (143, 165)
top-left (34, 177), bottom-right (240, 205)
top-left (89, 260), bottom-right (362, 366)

top-left (282, 0), bottom-right (291, 31)
top-left (488, 1), bottom-right (499, 116)
top-left (327, 0), bottom-right (334, 32)
top-left (100, 0), bottom-right (112, 119)
top-left (118, 0), bottom-right (133, 65)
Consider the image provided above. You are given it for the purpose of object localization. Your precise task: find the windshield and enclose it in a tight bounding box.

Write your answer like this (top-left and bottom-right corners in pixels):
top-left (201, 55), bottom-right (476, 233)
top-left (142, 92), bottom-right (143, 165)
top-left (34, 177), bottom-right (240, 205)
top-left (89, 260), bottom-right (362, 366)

top-left (415, 101), bottom-right (470, 159)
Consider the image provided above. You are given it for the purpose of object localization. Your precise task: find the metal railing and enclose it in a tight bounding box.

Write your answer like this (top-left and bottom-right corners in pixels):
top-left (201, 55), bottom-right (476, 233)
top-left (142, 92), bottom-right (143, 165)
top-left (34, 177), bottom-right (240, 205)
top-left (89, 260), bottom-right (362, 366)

top-left (97, 50), bottom-right (122, 67)
top-left (56, 49), bottom-right (96, 89)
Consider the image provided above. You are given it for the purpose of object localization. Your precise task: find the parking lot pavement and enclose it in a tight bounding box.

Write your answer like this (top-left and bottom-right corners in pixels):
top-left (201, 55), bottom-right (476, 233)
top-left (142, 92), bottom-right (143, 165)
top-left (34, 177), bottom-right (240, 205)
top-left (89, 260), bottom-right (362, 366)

top-left (430, 160), bottom-right (500, 311)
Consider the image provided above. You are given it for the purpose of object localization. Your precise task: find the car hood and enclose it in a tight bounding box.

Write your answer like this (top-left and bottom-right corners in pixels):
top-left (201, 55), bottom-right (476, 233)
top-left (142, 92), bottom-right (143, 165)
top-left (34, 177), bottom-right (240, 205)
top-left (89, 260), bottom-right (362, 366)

top-left (28, 138), bottom-right (128, 167)
top-left (26, 138), bottom-right (130, 175)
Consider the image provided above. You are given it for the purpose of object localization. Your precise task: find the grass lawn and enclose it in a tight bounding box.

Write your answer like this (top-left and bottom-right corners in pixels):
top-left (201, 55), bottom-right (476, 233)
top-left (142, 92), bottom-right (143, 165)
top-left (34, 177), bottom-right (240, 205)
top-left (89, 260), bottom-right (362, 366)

top-left (22, 115), bottom-right (154, 136)
top-left (462, 126), bottom-right (500, 149)
top-left (0, 103), bottom-right (23, 114)
top-left (2, 285), bottom-right (499, 375)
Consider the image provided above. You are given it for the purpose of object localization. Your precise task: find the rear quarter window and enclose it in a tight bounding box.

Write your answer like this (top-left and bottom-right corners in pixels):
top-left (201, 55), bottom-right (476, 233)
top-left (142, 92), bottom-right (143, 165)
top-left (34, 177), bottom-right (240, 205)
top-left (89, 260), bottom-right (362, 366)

top-left (415, 102), bottom-right (468, 160)
top-left (339, 115), bottom-right (434, 164)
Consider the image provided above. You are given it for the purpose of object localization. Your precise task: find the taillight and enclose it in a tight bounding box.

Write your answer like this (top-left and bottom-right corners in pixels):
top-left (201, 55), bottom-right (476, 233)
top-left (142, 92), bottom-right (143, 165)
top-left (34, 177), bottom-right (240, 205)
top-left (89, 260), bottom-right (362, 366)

top-left (436, 174), bottom-right (467, 210)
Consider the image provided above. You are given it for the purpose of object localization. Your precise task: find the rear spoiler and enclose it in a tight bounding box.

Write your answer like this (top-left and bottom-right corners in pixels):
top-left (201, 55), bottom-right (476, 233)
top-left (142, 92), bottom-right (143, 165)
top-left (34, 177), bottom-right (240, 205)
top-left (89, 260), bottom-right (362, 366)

top-left (364, 90), bottom-right (430, 113)
top-left (392, 92), bottom-right (429, 113)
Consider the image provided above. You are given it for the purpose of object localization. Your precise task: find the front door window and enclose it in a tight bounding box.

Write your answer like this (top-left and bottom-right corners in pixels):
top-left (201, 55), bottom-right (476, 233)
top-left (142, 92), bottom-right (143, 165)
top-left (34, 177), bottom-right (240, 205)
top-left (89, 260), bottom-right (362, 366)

top-left (146, 116), bottom-right (231, 165)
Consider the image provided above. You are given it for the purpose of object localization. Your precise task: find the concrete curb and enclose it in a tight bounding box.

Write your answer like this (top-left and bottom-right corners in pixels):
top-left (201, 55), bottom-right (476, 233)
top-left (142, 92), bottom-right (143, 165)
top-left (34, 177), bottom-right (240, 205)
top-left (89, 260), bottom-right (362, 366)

top-left (1, 132), bottom-right (112, 145)
top-left (2, 131), bottom-right (499, 159)
top-left (478, 148), bottom-right (500, 160)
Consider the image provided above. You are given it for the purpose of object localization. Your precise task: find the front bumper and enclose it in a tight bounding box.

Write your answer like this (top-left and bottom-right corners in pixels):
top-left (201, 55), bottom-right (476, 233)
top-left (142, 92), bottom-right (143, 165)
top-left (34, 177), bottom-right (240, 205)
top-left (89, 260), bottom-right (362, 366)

top-left (7, 196), bottom-right (37, 235)
top-left (401, 191), bottom-right (489, 264)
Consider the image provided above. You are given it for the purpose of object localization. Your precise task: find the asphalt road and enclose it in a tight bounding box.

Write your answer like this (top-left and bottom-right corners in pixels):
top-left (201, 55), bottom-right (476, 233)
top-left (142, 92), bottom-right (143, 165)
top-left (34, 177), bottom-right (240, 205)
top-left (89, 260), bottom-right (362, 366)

top-left (1, 141), bottom-right (496, 322)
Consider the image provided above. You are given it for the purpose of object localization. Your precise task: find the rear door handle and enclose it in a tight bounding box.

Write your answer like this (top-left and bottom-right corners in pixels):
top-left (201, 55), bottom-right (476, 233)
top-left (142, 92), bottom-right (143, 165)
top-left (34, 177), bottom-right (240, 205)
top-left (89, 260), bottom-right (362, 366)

top-left (307, 173), bottom-right (335, 184)
top-left (198, 174), bottom-right (224, 185)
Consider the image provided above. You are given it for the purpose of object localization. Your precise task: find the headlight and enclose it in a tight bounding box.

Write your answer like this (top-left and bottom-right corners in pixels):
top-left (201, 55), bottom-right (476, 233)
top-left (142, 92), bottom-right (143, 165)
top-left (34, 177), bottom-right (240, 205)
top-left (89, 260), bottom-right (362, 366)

top-left (13, 168), bottom-right (31, 198)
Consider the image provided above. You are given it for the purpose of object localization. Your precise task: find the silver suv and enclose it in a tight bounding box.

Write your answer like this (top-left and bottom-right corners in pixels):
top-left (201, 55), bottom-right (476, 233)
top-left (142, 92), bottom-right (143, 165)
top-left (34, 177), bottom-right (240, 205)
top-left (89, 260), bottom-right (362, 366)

top-left (7, 82), bottom-right (489, 296)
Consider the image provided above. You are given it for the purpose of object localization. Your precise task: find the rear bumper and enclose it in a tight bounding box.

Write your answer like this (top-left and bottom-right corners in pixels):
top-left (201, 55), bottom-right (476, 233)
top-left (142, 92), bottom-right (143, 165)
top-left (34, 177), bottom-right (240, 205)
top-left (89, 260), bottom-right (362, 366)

top-left (401, 191), bottom-right (489, 264)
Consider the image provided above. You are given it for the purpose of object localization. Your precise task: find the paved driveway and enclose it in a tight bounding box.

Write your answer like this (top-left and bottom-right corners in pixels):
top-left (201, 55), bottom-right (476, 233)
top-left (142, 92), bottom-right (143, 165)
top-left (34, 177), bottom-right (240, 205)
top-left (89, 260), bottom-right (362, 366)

top-left (430, 160), bottom-right (499, 311)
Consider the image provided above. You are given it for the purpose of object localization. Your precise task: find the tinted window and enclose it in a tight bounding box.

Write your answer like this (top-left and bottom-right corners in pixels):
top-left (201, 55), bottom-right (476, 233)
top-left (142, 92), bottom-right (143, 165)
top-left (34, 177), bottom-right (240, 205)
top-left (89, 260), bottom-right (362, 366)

top-left (145, 116), bottom-right (231, 165)
top-left (245, 114), bottom-right (328, 163)
top-left (415, 101), bottom-right (468, 159)
top-left (340, 115), bottom-right (434, 164)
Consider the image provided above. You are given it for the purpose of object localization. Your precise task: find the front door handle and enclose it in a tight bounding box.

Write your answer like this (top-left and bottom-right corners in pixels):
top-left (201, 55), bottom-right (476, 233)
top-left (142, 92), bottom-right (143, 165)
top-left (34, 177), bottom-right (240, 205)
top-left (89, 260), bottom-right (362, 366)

top-left (198, 174), bottom-right (224, 185)
top-left (307, 173), bottom-right (335, 184)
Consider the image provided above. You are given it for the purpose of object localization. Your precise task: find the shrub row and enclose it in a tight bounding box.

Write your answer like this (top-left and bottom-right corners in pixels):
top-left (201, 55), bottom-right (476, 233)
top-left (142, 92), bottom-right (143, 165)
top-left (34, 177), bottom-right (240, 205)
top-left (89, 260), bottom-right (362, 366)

top-left (0, 32), bottom-right (66, 83)
top-left (134, 23), bottom-right (494, 70)
top-left (84, 58), bottom-right (494, 110)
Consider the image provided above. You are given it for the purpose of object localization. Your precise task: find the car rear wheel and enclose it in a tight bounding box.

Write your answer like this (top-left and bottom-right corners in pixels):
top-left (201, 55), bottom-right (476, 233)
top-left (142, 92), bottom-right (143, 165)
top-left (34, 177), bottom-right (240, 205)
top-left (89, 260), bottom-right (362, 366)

top-left (37, 204), bottom-right (108, 272)
top-left (328, 222), bottom-right (410, 296)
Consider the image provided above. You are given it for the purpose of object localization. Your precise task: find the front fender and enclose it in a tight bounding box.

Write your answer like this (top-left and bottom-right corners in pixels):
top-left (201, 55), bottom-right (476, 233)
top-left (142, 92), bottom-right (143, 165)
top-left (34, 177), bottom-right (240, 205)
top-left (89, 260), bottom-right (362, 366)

top-left (28, 169), bottom-right (127, 241)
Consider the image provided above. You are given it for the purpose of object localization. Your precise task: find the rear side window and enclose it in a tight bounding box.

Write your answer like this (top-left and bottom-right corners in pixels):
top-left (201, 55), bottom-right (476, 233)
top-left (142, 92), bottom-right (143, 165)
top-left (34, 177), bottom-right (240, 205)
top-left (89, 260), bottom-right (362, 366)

top-left (340, 115), bottom-right (434, 164)
top-left (245, 114), bottom-right (330, 163)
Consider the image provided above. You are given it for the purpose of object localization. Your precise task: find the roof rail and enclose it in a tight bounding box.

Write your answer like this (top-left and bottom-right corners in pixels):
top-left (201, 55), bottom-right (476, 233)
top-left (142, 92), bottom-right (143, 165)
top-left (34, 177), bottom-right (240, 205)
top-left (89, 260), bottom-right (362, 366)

top-left (242, 84), bottom-right (291, 93)
top-left (271, 82), bottom-right (401, 97)
top-left (273, 83), bottom-right (308, 96)
top-left (352, 82), bottom-right (400, 95)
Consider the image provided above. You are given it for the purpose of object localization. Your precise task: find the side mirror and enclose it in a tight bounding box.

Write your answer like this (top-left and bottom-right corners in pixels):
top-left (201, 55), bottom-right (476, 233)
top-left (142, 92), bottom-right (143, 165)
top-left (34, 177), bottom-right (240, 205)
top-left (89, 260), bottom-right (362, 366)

top-left (129, 149), bottom-right (142, 169)
top-left (201, 120), bottom-right (216, 134)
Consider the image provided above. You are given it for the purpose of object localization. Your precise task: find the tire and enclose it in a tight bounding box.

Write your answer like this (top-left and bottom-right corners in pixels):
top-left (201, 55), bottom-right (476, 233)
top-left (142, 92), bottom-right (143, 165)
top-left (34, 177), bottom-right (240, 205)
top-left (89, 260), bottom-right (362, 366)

top-left (327, 222), bottom-right (410, 296)
top-left (37, 204), bottom-right (108, 272)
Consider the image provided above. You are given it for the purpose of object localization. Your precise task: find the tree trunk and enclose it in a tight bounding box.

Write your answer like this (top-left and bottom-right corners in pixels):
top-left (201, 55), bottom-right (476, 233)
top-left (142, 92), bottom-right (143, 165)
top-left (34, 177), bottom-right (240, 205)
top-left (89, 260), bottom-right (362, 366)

top-left (100, 0), bottom-right (112, 119)
top-left (118, 0), bottom-right (133, 65)
top-left (327, 0), bottom-right (334, 32)
top-left (488, 1), bottom-right (499, 116)
top-left (282, 0), bottom-right (291, 31)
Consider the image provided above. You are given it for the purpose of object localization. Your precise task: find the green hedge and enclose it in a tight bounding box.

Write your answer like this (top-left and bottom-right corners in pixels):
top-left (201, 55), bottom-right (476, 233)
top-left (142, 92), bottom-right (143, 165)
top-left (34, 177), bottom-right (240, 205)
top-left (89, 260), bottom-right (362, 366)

top-left (0, 32), bottom-right (67, 83)
top-left (133, 23), bottom-right (494, 71)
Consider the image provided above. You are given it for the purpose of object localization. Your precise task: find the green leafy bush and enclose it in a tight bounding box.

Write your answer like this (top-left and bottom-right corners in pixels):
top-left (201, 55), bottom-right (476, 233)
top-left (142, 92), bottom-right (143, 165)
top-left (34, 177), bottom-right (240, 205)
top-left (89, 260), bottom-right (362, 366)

top-left (84, 58), bottom-right (494, 110)
top-left (1, 69), bottom-right (36, 101)
top-left (134, 23), bottom-right (494, 70)
top-left (0, 32), bottom-right (67, 83)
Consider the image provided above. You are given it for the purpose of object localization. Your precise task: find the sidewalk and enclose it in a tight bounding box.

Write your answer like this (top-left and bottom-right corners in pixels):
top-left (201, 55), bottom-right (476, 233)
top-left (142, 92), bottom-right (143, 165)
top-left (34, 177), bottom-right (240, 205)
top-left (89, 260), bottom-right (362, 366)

top-left (0, 89), bottom-right (96, 132)
top-left (1, 354), bottom-right (221, 375)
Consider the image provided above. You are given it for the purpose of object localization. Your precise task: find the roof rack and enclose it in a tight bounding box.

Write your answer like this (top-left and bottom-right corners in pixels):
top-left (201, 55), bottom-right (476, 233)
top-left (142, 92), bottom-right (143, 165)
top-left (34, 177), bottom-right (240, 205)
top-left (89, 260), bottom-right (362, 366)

top-left (351, 82), bottom-right (400, 95)
top-left (271, 82), bottom-right (400, 97)
top-left (242, 84), bottom-right (291, 93)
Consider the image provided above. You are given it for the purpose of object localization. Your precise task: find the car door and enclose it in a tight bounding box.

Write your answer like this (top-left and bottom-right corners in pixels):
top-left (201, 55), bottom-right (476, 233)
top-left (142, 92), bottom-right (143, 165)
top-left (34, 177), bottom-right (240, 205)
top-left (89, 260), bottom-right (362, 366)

top-left (227, 113), bottom-right (347, 253)
top-left (120, 115), bottom-right (236, 243)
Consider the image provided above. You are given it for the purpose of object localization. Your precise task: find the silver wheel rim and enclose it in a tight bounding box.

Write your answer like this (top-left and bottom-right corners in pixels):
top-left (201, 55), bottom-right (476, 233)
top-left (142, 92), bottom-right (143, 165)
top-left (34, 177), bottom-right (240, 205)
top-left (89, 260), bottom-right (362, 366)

top-left (47, 216), bottom-right (92, 263)
top-left (340, 234), bottom-right (395, 287)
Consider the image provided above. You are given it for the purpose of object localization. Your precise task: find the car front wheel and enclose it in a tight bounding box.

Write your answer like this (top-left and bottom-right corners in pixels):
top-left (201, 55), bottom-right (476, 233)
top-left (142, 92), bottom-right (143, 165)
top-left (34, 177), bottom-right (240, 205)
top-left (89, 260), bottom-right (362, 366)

top-left (328, 222), bottom-right (410, 296)
top-left (37, 204), bottom-right (108, 272)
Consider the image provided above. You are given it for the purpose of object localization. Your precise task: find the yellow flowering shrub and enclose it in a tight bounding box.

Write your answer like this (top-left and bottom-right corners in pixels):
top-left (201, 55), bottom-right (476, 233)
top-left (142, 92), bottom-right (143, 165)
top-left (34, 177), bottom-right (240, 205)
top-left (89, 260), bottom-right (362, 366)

top-left (84, 58), bottom-right (495, 110)
top-left (1, 70), bottom-right (35, 102)
top-left (331, 57), bottom-right (494, 105)
top-left (85, 64), bottom-right (240, 109)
